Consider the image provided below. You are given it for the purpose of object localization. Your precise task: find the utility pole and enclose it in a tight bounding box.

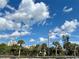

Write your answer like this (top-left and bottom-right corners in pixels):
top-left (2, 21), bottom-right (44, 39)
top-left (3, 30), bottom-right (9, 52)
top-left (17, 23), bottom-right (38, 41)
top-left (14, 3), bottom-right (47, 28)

top-left (47, 38), bottom-right (49, 56)
top-left (48, 30), bottom-right (51, 56)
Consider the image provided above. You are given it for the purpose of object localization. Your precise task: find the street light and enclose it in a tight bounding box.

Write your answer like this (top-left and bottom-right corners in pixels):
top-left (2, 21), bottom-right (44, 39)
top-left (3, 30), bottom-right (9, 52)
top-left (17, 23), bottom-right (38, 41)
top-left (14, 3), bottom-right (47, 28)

top-left (48, 30), bottom-right (57, 56)
top-left (48, 30), bottom-right (51, 56)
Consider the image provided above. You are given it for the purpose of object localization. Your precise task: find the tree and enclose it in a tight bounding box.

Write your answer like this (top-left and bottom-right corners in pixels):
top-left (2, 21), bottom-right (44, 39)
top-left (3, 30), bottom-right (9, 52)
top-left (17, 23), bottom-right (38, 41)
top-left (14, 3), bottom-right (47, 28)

top-left (49, 47), bottom-right (55, 56)
top-left (53, 41), bottom-right (60, 47)
top-left (17, 39), bottom-right (25, 47)
top-left (63, 42), bottom-right (71, 55)
top-left (41, 43), bottom-right (47, 56)
top-left (10, 44), bottom-right (19, 55)
top-left (63, 42), bottom-right (78, 56)
top-left (21, 48), bottom-right (30, 56)
top-left (17, 39), bottom-right (25, 57)
top-left (53, 41), bottom-right (62, 56)
top-left (62, 34), bottom-right (69, 44)
top-left (35, 44), bottom-right (40, 56)
top-left (0, 43), bottom-right (9, 55)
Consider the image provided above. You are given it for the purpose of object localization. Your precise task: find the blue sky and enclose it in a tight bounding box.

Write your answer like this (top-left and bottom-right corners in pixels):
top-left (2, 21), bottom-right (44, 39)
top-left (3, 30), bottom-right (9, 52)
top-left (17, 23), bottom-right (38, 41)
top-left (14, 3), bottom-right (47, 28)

top-left (0, 0), bottom-right (79, 46)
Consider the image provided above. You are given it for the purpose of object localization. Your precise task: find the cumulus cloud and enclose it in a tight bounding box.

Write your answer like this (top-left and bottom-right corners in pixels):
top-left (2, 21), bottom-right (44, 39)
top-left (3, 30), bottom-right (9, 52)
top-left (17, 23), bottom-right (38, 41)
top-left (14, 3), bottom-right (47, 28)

top-left (49, 31), bottom-right (57, 39)
top-left (54, 27), bottom-right (61, 33)
top-left (0, 31), bottom-right (30, 39)
top-left (6, 5), bottom-right (16, 11)
top-left (5, 0), bottom-right (49, 25)
top-left (0, 0), bottom-right (49, 39)
top-left (0, 0), bottom-right (49, 41)
top-left (29, 39), bottom-right (35, 42)
top-left (39, 37), bottom-right (48, 43)
top-left (0, 0), bottom-right (8, 8)
top-left (0, 34), bottom-right (9, 39)
top-left (63, 6), bottom-right (73, 12)
top-left (61, 19), bottom-right (79, 32)
top-left (54, 19), bottom-right (79, 33)
top-left (49, 19), bottom-right (79, 39)
top-left (10, 31), bottom-right (30, 37)
top-left (0, 17), bottom-right (21, 31)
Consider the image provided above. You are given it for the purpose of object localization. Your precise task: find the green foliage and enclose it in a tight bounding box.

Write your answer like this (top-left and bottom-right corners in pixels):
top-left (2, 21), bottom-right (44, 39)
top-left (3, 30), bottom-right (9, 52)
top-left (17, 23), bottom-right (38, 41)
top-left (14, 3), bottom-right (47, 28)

top-left (0, 43), bottom-right (11, 55)
top-left (17, 39), bottom-right (25, 47)
top-left (0, 40), bottom-right (79, 56)
top-left (10, 45), bottom-right (19, 55)
top-left (62, 34), bottom-right (69, 43)
top-left (53, 41), bottom-right (60, 47)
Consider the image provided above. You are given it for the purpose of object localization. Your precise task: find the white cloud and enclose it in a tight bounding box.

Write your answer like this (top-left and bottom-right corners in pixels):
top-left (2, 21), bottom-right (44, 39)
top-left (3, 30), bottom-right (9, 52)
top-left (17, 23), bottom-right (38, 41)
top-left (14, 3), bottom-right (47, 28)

top-left (5, 11), bottom-right (10, 15)
top-left (0, 0), bottom-right (8, 8)
top-left (49, 27), bottom-right (61, 39)
top-left (53, 19), bottom-right (79, 33)
top-left (49, 19), bottom-right (79, 39)
top-left (39, 37), bottom-right (48, 43)
top-left (63, 6), bottom-right (73, 12)
top-left (54, 27), bottom-right (61, 33)
top-left (29, 39), bottom-right (35, 42)
top-left (2, 0), bottom-right (49, 31)
top-left (0, 34), bottom-right (9, 38)
top-left (61, 19), bottom-right (79, 32)
top-left (5, 0), bottom-right (49, 25)
top-left (0, 31), bottom-right (30, 39)
top-left (0, 0), bottom-right (50, 39)
top-left (6, 5), bottom-right (16, 11)
top-left (10, 31), bottom-right (30, 37)
top-left (49, 32), bottom-right (57, 39)
top-left (0, 17), bottom-right (21, 31)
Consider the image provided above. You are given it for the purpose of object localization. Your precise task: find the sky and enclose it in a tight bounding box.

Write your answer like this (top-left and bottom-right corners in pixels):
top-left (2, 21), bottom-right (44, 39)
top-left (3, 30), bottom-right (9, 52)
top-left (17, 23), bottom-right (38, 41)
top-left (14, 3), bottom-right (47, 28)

top-left (0, 0), bottom-right (79, 46)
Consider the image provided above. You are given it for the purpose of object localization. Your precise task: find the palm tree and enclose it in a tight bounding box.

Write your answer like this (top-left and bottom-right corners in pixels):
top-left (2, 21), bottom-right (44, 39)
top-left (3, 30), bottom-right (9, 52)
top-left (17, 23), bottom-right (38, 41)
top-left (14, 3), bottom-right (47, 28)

top-left (53, 41), bottom-right (62, 56)
top-left (17, 39), bottom-right (25, 47)
top-left (62, 34), bottom-right (69, 44)
top-left (53, 41), bottom-right (60, 47)
top-left (62, 34), bottom-right (70, 56)
top-left (53, 41), bottom-right (63, 56)
top-left (40, 43), bottom-right (47, 56)
top-left (63, 42), bottom-right (70, 55)
top-left (17, 39), bottom-right (25, 57)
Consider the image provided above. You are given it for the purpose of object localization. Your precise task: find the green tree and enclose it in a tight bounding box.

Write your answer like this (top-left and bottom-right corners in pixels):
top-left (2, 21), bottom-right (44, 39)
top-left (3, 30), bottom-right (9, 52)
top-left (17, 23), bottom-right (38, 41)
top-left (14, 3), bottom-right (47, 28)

top-left (10, 44), bottom-right (19, 55)
top-left (53, 41), bottom-right (60, 47)
top-left (53, 41), bottom-right (62, 56)
top-left (41, 43), bottom-right (47, 56)
top-left (63, 42), bottom-right (78, 56)
top-left (0, 43), bottom-right (12, 55)
top-left (62, 34), bottom-right (69, 44)
top-left (17, 39), bottom-right (25, 57)
top-left (17, 39), bottom-right (25, 47)
top-left (21, 48), bottom-right (30, 56)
